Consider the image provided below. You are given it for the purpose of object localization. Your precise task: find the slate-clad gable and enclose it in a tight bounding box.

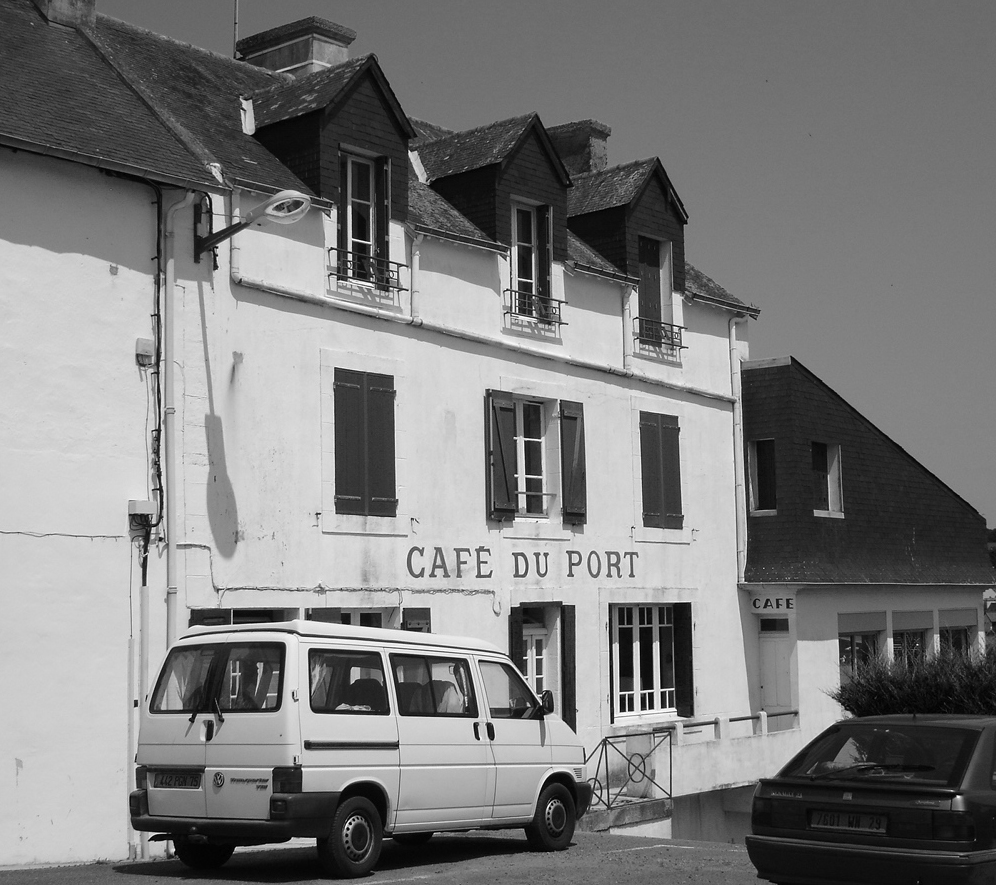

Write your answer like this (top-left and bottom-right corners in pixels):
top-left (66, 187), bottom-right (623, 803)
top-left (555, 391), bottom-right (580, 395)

top-left (742, 358), bottom-right (993, 584)
top-left (418, 114), bottom-right (570, 261)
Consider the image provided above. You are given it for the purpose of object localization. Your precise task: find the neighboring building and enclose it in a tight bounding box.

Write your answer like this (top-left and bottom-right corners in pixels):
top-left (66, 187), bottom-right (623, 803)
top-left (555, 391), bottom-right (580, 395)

top-left (741, 357), bottom-right (995, 742)
top-left (1, 0), bottom-right (790, 865)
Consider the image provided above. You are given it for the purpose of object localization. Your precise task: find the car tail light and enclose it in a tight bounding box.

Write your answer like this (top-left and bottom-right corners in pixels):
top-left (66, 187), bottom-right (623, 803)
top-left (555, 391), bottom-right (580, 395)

top-left (271, 766), bottom-right (302, 793)
top-left (135, 766), bottom-right (148, 790)
top-left (752, 797), bottom-right (773, 829)
top-left (932, 811), bottom-right (975, 842)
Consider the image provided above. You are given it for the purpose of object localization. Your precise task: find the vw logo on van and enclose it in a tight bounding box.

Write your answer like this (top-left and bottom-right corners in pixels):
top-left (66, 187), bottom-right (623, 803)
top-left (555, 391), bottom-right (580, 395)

top-left (213, 772), bottom-right (225, 789)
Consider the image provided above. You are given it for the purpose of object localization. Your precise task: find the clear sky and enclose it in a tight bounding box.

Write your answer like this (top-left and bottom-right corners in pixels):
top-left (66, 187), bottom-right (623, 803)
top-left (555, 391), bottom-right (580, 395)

top-left (100, 0), bottom-right (996, 525)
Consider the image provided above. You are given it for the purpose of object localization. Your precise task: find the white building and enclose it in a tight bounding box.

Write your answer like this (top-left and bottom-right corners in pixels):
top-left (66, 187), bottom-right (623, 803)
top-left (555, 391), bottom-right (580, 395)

top-left (0, 0), bottom-right (808, 866)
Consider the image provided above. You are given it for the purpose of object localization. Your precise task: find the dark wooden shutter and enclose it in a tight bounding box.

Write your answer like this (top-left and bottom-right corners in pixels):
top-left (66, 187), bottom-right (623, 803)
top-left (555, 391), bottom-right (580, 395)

top-left (334, 368), bottom-right (365, 514)
top-left (536, 205), bottom-right (551, 302)
top-left (640, 411), bottom-right (683, 529)
top-left (366, 372), bottom-right (397, 517)
top-left (375, 157), bottom-right (390, 289)
top-left (508, 605), bottom-right (525, 674)
top-left (638, 236), bottom-right (662, 342)
top-left (336, 153), bottom-right (348, 279)
top-left (640, 411), bottom-right (663, 528)
top-left (334, 369), bottom-right (396, 517)
top-left (560, 604), bottom-right (577, 732)
top-left (559, 400), bottom-right (586, 525)
top-left (660, 416), bottom-right (683, 529)
top-left (673, 602), bottom-right (694, 718)
top-left (487, 390), bottom-right (517, 520)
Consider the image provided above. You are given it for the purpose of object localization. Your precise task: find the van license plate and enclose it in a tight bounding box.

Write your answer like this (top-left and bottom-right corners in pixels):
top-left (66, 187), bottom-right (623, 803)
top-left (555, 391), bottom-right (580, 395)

top-left (810, 810), bottom-right (886, 833)
top-left (153, 771), bottom-right (202, 789)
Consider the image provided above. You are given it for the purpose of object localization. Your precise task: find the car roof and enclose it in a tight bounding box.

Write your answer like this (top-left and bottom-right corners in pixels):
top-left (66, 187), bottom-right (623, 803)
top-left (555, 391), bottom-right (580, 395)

top-left (178, 618), bottom-right (504, 655)
top-left (838, 714), bottom-right (996, 731)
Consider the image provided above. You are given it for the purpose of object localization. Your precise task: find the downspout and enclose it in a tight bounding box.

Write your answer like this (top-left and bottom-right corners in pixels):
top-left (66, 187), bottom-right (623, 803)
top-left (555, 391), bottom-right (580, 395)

top-left (730, 316), bottom-right (748, 583)
top-left (410, 233), bottom-right (424, 321)
top-left (164, 191), bottom-right (197, 648)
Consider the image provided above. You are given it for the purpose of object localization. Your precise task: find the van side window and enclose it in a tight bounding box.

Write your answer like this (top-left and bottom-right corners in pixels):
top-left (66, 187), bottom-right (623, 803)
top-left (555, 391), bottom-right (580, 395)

top-left (391, 655), bottom-right (478, 718)
top-left (480, 660), bottom-right (540, 719)
top-left (150, 642), bottom-right (284, 713)
top-left (310, 650), bottom-right (389, 714)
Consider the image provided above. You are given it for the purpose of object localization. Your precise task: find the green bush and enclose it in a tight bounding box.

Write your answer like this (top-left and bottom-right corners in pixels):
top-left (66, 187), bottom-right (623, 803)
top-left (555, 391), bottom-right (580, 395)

top-left (831, 648), bottom-right (996, 716)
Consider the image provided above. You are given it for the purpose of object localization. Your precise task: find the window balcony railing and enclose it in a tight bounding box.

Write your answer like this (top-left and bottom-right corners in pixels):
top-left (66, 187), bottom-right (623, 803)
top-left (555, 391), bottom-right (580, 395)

top-left (634, 316), bottom-right (684, 349)
top-left (504, 289), bottom-right (567, 326)
top-left (329, 248), bottom-right (408, 291)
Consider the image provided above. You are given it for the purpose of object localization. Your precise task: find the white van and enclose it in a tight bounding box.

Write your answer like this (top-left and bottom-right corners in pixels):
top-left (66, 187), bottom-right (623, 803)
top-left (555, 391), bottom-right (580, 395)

top-left (130, 619), bottom-right (592, 877)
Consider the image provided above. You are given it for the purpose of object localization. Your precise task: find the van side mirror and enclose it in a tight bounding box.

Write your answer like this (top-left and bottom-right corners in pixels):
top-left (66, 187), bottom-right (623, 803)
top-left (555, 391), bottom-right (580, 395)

top-left (540, 689), bottom-right (555, 716)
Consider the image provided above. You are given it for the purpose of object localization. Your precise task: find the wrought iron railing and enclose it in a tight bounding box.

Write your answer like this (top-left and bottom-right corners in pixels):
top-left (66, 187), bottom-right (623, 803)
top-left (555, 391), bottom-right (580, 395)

top-left (504, 289), bottom-right (566, 326)
top-left (329, 248), bottom-right (407, 291)
top-left (584, 729), bottom-right (672, 811)
top-left (634, 316), bottom-right (684, 349)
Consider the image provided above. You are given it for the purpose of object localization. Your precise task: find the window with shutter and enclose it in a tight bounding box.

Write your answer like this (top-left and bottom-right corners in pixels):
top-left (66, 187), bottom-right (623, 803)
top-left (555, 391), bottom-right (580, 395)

top-left (510, 202), bottom-right (554, 321)
top-left (337, 153), bottom-right (393, 290)
top-left (639, 411), bottom-right (683, 529)
top-left (611, 604), bottom-right (681, 718)
top-left (333, 368), bottom-right (397, 517)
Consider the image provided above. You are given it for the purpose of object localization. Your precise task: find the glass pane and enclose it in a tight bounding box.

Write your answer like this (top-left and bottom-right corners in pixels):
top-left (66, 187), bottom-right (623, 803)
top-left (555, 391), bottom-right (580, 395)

top-left (310, 650), bottom-right (387, 714)
top-left (522, 402), bottom-right (542, 438)
top-left (151, 646), bottom-right (216, 712)
top-left (659, 623), bottom-right (674, 690)
top-left (524, 439), bottom-right (543, 474)
top-left (516, 207), bottom-right (533, 244)
top-left (351, 160), bottom-right (371, 201)
top-left (217, 644), bottom-right (285, 712)
top-left (351, 205), bottom-right (371, 245)
top-left (481, 660), bottom-right (538, 719)
top-left (391, 655), bottom-right (476, 717)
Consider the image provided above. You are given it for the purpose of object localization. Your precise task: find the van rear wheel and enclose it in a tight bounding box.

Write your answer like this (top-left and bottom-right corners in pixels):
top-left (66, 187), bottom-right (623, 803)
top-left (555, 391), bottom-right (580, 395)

top-left (172, 838), bottom-right (235, 869)
top-left (525, 783), bottom-right (575, 851)
top-left (317, 796), bottom-right (383, 878)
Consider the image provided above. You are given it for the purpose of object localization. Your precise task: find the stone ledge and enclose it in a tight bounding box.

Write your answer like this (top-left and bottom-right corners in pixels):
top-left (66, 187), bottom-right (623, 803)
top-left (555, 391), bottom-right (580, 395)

top-left (578, 798), bottom-right (673, 832)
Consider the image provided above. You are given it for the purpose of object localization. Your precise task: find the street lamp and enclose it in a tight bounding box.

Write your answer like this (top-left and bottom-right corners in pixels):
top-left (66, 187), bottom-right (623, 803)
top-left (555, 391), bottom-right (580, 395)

top-left (194, 189), bottom-right (311, 259)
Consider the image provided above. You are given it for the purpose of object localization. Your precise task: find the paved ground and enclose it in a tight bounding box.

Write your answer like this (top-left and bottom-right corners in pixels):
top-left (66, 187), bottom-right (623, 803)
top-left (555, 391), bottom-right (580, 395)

top-left (0, 831), bottom-right (762, 885)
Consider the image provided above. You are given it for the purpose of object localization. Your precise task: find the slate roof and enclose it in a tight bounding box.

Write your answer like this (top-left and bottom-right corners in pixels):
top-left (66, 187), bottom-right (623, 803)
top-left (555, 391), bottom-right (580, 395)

top-left (408, 172), bottom-right (499, 249)
top-left (568, 233), bottom-right (635, 281)
top-left (685, 263), bottom-right (759, 317)
top-left (416, 112), bottom-right (570, 186)
top-left (0, 0), bottom-right (312, 192)
top-left (569, 157), bottom-right (688, 222)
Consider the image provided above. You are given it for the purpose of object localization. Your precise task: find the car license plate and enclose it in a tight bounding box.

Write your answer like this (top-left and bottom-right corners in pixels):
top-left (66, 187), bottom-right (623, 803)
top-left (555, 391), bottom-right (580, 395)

top-left (152, 771), bottom-right (202, 789)
top-left (810, 810), bottom-right (886, 833)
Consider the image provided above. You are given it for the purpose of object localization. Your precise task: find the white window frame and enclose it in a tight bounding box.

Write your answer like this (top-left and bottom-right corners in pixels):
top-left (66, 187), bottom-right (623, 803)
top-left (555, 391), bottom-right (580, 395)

top-left (514, 398), bottom-right (549, 518)
top-left (611, 604), bottom-right (676, 718)
top-left (346, 155), bottom-right (376, 281)
top-left (813, 441), bottom-right (844, 517)
top-left (523, 624), bottom-right (547, 694)
top-left (512, 203), bottom-right (538, 297)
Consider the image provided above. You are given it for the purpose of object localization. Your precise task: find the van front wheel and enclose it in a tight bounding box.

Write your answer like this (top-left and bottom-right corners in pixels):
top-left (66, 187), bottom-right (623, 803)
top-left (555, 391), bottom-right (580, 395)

top-left (318, 796), bottom-right (383, 877)
top-left (172, 838), bottom-right (234, 869)
top-left (525, 783), bottom-right (576, 851)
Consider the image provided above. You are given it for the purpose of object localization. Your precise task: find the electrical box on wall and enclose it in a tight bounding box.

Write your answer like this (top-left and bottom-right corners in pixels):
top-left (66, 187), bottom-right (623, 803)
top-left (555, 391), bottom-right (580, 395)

top-left (135, 338), bottom-right (155, 366)
top-left (128, 499), bottom-right (156, 528)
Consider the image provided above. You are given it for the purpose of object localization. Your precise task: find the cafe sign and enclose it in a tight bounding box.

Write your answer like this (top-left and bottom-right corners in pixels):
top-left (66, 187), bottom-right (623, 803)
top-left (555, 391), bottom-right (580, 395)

top-left (406, 545), bottom-right (639, 581)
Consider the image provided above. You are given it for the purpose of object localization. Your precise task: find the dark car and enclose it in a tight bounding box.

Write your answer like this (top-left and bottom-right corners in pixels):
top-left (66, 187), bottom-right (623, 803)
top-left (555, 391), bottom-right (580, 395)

top-left (746, 715), bottom-right (996, 885)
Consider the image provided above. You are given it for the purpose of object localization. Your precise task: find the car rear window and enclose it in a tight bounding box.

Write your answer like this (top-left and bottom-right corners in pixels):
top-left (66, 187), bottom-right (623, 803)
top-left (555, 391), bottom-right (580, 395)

top-left (781, 723), bottom-right (980, 787)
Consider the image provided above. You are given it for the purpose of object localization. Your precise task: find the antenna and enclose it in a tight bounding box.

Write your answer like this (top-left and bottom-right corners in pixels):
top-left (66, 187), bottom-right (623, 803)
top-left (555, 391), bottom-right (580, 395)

top-left (233, 0), bottom-right (239, 58)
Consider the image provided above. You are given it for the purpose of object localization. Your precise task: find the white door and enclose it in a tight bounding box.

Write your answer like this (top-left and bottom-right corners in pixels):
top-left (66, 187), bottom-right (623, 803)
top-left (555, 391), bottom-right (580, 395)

top-left (759, 634), bottom-right (793, 709)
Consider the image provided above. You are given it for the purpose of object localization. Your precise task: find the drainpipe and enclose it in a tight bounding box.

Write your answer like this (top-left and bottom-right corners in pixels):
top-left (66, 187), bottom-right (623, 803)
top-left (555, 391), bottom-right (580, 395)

top-left (730, 316), bottom-right (748, 583)
top-left (410, 233), bottom-right (424, 321)
top-left (164, 191), bottom-right (197, 648)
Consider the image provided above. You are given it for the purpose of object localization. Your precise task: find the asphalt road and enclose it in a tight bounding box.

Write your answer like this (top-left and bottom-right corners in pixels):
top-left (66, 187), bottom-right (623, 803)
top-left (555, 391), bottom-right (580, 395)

top-left (0, 831), bottom-right (762, 885)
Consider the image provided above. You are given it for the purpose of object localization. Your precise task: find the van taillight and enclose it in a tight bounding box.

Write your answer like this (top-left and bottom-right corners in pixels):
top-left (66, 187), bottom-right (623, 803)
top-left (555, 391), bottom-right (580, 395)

top-left (135, 766), bottom-right (148, 790)
top-left (272, 766), bottom-right (302, 793)
top-left (932, 811), bottom-right (975, 842)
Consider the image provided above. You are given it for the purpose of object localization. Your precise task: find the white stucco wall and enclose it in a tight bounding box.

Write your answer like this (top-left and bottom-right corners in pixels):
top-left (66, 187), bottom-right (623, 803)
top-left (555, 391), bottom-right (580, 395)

top-left (0, 151), bottom-right (161, 865)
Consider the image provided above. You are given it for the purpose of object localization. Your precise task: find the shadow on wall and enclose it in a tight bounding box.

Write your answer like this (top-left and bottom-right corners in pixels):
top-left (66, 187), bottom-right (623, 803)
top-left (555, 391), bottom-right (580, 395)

top-left (205, 413), bottom-right (239, 558)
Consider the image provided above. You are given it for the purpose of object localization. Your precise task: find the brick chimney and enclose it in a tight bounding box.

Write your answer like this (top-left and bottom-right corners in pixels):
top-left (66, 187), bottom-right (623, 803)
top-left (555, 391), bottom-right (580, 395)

top-left (547, 120), bottom-right (611, 176)
top-left (236, 17), bottom-right (356, 78)
top-left (546, 120), bottom-right (612, 175)
top-left (31, 0), bottom-right (95, 28)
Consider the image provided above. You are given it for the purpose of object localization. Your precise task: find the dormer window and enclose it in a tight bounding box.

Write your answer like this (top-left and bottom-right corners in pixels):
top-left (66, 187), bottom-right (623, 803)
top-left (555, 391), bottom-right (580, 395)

top-left (509, 202), bottom-right (558, 323)
top-left (335, 153), bottom-right (405, 291)
top-left (636, 236), bottom-right (681, 348)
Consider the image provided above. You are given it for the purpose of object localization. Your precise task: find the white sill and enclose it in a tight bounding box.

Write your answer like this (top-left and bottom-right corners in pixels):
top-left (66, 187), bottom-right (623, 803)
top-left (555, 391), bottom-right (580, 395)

top-left (814, 509), bottom-right (845, 519)
top-left (633, 525), bottom-right (691, 545)
top-left (322, 511), bottom-right (410, 537)
top-left (501, 520), bottom-right (573, 542)
top-left (750, 509), bottom-right (777, 517)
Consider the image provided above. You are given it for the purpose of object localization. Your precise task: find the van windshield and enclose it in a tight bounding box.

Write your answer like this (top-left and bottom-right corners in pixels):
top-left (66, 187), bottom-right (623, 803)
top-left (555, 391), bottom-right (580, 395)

top-left (150, 643), bottom-right (285, 713)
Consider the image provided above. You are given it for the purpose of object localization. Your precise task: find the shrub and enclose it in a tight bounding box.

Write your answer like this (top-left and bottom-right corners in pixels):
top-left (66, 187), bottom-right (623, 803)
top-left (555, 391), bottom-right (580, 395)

top-left (831, 648), bottom-right (996, 716)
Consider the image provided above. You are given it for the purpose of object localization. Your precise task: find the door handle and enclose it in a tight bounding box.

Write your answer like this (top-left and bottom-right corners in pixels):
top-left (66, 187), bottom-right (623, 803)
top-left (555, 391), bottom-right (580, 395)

top-left (486, 722), bottom-right (495, 741)
top-left (473, 722), bottom-right (481, 741)
top-left (204, 720), bottom-right (215, 742)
